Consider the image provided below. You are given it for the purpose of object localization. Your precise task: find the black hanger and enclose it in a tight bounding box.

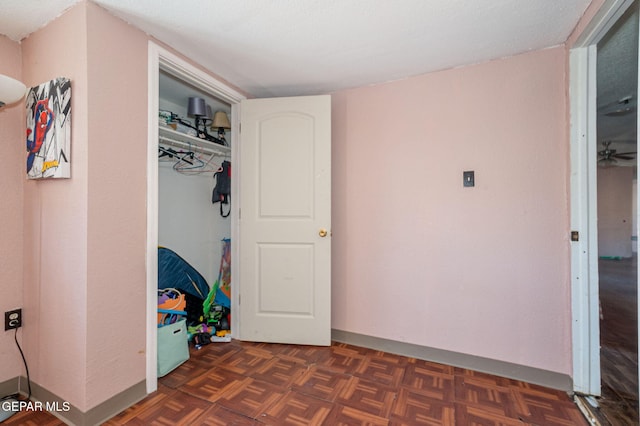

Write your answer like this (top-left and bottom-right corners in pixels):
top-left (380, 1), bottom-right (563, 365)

top-left (159, 146), bottom-right (194, 165)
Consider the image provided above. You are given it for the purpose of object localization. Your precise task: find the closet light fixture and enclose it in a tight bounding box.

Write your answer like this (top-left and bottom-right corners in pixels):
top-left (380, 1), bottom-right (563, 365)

top-left (211, 111), bottom-right (231, 142)
top-left (0, 74), bottom-right (27, 108)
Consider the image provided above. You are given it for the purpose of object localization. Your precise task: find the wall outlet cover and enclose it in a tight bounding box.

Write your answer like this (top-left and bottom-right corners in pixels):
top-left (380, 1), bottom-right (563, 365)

top-left (4, 308), bottom-right (22, 331)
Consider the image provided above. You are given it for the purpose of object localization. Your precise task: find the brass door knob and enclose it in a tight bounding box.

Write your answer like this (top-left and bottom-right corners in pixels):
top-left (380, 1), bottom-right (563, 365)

top-left (319, 229), bottom-right (328, 237)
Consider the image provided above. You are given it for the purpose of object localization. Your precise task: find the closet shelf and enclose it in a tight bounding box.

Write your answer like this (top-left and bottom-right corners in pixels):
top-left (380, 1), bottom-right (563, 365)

top-left (159, 126), bottom-right (230, 156)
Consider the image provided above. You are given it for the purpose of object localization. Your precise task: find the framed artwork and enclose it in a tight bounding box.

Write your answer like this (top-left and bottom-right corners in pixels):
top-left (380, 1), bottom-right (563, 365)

top-left (25, 77), bottom-right (71, 179)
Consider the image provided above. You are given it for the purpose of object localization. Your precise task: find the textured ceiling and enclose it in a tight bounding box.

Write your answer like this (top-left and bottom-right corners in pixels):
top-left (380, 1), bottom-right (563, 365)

top-left (597, 1), bottom-right (638, 150)
top-left (0, 0), bottom-right (80, 41)
top-left (92, 0), bottom-right (594, 98)
top-left (1, 0), bottom-right (593, 98)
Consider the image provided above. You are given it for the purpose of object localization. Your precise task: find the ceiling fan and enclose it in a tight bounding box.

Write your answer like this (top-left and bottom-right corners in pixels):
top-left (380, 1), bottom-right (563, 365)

top-left (598, 141), bottom-right (637, 167)
top-left (600, 95), bottom-right (637, 117)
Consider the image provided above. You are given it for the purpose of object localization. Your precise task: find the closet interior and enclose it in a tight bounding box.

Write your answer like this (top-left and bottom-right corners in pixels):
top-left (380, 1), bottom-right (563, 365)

top-left (157, 69), bottom-right (232, 371)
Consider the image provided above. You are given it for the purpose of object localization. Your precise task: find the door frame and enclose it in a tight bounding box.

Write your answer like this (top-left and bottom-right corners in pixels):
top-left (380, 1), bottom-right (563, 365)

top-left (569, 0), bottom-right (636, 396)
top-left (146, 42), bottom-right (245, 393)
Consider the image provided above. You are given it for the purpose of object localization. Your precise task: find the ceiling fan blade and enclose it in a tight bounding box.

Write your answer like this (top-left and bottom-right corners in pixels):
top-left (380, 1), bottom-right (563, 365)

top-left (604, 107), bottom-right (636, 117)
top-left (614, 154), bottom-right (636, 160)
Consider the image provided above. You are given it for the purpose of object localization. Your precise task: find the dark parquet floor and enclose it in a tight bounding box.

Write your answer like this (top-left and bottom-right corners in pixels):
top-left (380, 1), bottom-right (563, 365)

top-left (7, 340), bottom-right (588, 425)
top-left (597, 255), bottom-right (639, 425)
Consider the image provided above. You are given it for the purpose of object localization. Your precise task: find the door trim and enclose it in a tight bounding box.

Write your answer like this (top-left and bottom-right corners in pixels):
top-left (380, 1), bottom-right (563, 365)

top-left (146, 42), bottom-right (246, 393)
top-left (569, 0), bottom-right (636, 396)
top-left (569, 43), bottom-right (599, 396)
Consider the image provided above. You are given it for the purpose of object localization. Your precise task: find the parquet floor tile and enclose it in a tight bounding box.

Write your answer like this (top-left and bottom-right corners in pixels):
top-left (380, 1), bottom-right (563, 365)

top-left (317, 344), bottom-right (369, 374)
top-left (212, 377), bottom-right (285, 418)
top-left (236, 340), bottom-right (289, 355)
top-left (453, 403), bottom-right (530, 426)
top-left (354, 353), bottom-right (407, 387)
top-left (332, 342), bottom-right (375, 355)
top-left (402, 359), bottom-right (455, 401)
top-left (159, 356), bottom-right (212, 389)
top-left (215, 346), bottom-right (276, 376)
top-left (189, 340), bottom-right (242, 361)
top-left (292, 364), bottom-right (351, 402)
top-left (9, 339), bottom-right (590, 425)
top-left (324, 404), bottom-right (390, 426)
top-left (454, 368), bottom-right (517, 387)
top-left (106, 389), bottom-right (211, 425)
top-left (408, 358), bottom-right (455, 376)
top-left (390, 388), bottom-right (456, 425)
top-left (1, 409), bottom-right (67, 426)
top-left (454, 376), bottom-right (519, 419)
top-left (179, 366), bottom-right (251, 402)
top-left (258, 390), bottom-right (335, 425)
top-left (249, 356), bottom-right (308, 389)
top-left (277, 345), bottom-right (333, 365)
top-left (512, 383), bottom-right (589, 425)
top-left (102, 384), bottom-right (176, 424)
top-left (336, 376), bottom-right (397, 417)
top-left (191, 405), bottom-right (258, 425)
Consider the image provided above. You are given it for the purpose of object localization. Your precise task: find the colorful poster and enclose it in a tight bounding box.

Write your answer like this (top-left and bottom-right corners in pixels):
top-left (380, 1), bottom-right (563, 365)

top-left (25, 77), bottom-right (71, 179)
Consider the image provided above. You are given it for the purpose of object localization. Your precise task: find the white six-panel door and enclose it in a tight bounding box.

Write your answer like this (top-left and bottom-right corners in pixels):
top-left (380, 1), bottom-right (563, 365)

top-left (239, 95), bottom-right (331, 345)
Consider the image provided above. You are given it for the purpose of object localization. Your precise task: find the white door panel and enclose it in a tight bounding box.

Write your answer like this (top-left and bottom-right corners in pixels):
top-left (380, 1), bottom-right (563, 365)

top-left (239, 95), bottom-right (331, 345)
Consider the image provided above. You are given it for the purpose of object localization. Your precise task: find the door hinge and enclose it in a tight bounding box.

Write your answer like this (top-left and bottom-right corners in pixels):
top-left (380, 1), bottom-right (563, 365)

top-left (571, 231), bottom-right (579, 242)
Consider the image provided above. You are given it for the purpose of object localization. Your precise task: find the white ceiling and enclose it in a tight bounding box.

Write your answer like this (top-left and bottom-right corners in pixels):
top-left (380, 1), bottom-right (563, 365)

top-left (1, 0), bottom-right (593, 98)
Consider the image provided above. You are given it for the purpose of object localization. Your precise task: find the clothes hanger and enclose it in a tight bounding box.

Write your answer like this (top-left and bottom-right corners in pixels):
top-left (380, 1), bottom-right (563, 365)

top-left (173, 154), bottom-right (204, 172)
top-left (159, 146), bottom-right (195, 165)
top-left (159, 143), bottom-right (226, 175)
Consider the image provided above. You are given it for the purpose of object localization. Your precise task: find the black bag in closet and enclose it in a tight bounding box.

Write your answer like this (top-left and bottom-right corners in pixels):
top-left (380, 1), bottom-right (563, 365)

top-left (212, 160), bottom-right (231, 217)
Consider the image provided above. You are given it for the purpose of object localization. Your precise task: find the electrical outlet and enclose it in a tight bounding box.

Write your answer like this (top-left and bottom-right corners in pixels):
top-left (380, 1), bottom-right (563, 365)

top-left (4, 308), bottom-right (22, 331)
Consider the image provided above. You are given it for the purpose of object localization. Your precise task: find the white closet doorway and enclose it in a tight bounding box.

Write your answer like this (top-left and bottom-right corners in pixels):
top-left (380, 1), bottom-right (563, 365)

top-left (146, 42), bottom-right (245, 393)
top-left (146, 43), bottom-right (333, 394)
top-left (158, 71), bottom-right (232, 296)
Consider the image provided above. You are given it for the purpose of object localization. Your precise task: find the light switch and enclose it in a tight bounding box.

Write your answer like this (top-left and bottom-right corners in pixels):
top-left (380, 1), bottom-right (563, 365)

top-left (463, 171), bottom-right (474, 187)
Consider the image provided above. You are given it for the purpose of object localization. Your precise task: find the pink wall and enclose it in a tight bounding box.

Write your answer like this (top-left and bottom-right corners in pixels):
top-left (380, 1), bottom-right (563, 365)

top-left (567, 0), bottom-right (607, 46)
top-left (331, 46), bottom-right (572, 374)
top-left (84, 2), bottom-right (148, 408)
top-left (22, 2), bottom-right (90, 408)
top-left (0, 35), bottom-right (25, 384)
top-left (21, 1), bottom-right (148, 411)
